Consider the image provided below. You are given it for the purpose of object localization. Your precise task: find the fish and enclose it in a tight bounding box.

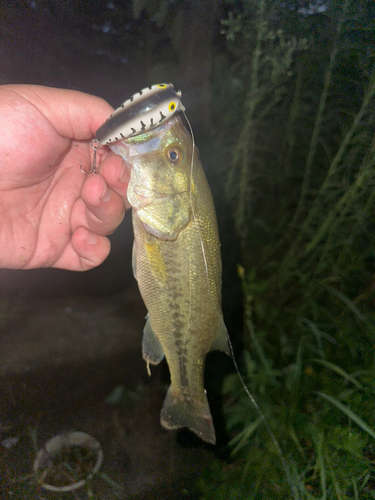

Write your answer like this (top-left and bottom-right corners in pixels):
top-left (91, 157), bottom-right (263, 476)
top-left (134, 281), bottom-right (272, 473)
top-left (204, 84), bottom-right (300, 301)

top-left (97, 85), bottom-right (229, 444)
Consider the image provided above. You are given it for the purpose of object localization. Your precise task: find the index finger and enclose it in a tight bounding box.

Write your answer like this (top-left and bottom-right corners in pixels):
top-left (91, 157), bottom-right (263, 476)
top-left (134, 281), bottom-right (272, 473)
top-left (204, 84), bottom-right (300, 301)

top-left (3, 85), bottom-right (114, 141)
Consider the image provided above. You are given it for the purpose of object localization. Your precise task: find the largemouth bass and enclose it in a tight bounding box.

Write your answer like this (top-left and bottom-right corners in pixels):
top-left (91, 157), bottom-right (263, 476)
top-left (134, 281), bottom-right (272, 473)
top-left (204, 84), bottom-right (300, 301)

top-left (97, 85), bottom-right (229, 444)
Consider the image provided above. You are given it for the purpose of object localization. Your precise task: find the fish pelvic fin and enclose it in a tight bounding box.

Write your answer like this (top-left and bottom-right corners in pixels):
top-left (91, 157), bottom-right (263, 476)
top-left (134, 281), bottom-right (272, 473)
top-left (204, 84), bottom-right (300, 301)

top-left (160, 386), bottom-right (216, 445)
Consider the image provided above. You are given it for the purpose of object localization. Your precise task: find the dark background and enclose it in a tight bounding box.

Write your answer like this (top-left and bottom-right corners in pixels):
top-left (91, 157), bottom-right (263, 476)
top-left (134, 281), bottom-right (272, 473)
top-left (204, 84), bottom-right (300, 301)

top-left (0, 2), bottom-right (237, 498)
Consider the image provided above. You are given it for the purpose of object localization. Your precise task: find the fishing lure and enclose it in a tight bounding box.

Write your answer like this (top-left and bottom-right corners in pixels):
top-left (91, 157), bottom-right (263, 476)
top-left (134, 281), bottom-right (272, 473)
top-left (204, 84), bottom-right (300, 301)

top-left (81, 83), bottom-right (185, 175)
top-left (96, 83), bottom-right (185, 145)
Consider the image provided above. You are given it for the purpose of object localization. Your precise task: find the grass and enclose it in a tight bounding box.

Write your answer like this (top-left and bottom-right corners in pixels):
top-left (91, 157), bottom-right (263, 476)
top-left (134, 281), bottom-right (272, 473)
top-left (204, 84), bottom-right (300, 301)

top-left (198, 0), bottom-right (375, 498)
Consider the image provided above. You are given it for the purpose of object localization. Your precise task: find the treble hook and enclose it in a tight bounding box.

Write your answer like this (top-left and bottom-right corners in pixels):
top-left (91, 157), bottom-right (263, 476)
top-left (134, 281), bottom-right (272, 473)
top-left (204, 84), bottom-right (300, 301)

top-left (80, 138), bottom-right (100, 175)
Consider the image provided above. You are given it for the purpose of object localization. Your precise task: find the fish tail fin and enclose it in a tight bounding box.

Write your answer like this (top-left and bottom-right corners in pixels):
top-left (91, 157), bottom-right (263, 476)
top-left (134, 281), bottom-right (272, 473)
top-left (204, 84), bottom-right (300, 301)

top-left (160, 386), bottom-right (216, 444)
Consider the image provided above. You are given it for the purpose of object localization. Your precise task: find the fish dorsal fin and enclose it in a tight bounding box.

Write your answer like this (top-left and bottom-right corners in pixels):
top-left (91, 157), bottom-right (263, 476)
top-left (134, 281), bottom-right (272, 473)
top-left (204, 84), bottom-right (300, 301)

top-left (132, 241), bottom-right (137, 280)
top-left (210, 318), bottom-right (231, 356)
top-left (142, 314), bottom-right (165, 375)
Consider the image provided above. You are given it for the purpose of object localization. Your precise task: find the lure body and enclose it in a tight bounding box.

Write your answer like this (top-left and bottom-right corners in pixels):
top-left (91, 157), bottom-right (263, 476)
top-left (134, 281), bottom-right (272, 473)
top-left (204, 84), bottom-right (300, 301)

top-left (96, 83), bottom-right (185, 145)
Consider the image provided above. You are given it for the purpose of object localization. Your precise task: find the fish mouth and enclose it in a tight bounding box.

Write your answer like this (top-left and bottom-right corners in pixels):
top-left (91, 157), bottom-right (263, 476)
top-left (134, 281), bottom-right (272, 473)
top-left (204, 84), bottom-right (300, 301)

top-left (128, 186), bottom-right (153, 209)
top-left (108, 118), bottom-right (178, 163)
top-left (128, 183), bottom-right (172, 210)
top-left (134, 186), bottom-right (188, 203)
top-left (133, 185), bottom-right (157, 198)
top-left (133, 186), bottom-right (170, 201)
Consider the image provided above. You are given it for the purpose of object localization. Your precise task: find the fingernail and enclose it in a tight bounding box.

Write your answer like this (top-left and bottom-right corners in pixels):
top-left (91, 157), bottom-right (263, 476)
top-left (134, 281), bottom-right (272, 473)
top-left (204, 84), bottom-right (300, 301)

top-left (100, 184), bottom-right (111, 202)
top-left (86, 232), bottom-right (97, 245)
top-left (119, 160), bottom-right (130, 183)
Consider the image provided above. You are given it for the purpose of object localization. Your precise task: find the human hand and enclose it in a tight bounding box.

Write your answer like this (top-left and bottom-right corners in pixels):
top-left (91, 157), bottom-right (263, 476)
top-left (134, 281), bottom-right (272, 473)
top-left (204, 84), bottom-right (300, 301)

top-left (0, 85), bottom-right (130, 271)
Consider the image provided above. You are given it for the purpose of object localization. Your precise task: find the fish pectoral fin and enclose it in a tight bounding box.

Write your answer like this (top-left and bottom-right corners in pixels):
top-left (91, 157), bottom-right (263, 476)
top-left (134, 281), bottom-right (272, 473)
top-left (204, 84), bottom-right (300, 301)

top-left (160, 386), bottom-right (216, 445)
top-left (142, 315), bottom-right (165, 371)
top-left (132, 241), bottom-right (137, 281)
top-left (210, 317), bottom-right (231, 356)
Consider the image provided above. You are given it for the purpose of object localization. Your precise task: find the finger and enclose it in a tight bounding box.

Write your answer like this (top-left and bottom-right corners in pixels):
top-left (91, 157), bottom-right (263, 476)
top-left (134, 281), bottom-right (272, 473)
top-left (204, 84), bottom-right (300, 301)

top-left (52, 227), bottom-right (111, 271)
top-left (98, 152), bottom-right (131, 210)
top-left (5, 85), bottom-right (114, 140)
top-left (71, 226), bottom-right (111, 270)
top-left (80, 171), bottom-right (125, 235)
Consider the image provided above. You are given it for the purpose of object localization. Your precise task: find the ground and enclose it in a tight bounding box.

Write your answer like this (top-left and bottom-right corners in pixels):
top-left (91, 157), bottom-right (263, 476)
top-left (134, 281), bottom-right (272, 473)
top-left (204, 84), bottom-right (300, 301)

top-left (0, 282), bottom-right (214, 499)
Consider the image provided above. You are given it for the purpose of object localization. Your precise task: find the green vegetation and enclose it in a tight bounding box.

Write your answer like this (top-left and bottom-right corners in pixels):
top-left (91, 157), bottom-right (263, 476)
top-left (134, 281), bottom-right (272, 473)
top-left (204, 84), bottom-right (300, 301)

top-left (199, 0), bottom-right (375, 498)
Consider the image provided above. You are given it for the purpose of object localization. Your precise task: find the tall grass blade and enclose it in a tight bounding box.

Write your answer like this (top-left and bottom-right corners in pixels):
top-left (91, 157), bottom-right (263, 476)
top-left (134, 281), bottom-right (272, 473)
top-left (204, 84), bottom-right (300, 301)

top-left (330, 466), bottom-right (344, 500)
top-left (352, 478), bottom-right (359, 500)
top-left (310, 358), bottom-right (364, 390)
top-left (317, 391), bottom-right (375, 440)
top-left (230, 416), bottom-right (264, 454)
top-left (293, 0), bottom-right (351, 223)
top-left (246, 318), bottom-right (277, 384)
top-left (316, 431), bottom-right (327, 500)
top-left (327, 287), bottom-right (368, 323)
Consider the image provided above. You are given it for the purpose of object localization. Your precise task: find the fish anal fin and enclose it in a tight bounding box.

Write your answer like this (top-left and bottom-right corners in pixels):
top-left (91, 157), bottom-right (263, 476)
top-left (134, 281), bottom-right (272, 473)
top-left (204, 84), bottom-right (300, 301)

top-left (210, 318), bottom-right (230, 356)
top-left (160, 386), bottom-right (216, 445)
top-left (142, 315), bottom-right (165, 373)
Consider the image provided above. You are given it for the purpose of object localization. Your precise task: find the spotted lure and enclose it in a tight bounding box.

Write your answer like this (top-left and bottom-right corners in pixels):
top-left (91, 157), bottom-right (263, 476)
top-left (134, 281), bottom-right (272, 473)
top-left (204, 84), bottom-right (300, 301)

top-left (95, 84), bottom-right (229, 444)
top-left (96, 83), bottom-right (185, 145)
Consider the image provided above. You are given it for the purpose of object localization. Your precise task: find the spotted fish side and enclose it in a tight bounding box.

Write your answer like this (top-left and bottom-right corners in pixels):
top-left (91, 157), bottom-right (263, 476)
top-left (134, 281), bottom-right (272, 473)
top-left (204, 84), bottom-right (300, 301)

top-left (96, 83), bottom-right (185, 145)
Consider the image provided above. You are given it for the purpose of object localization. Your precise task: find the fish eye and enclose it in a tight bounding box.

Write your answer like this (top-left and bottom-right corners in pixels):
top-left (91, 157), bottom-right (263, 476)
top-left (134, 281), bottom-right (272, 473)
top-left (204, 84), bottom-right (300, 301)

top-left (166, 146), bottom-right (182, 165)
top-left (168, 101), bottom-right (176, 112)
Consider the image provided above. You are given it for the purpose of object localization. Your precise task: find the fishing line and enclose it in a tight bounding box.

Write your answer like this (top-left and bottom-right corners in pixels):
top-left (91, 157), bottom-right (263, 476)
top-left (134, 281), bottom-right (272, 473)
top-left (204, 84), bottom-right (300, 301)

top-left (182, 109), bottom-right (296, 499)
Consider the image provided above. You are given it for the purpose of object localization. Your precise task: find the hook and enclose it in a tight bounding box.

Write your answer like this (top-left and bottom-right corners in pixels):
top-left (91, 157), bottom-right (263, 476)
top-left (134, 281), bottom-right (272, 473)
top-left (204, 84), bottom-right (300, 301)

top-left (80, 138), bottom-right (100, 175)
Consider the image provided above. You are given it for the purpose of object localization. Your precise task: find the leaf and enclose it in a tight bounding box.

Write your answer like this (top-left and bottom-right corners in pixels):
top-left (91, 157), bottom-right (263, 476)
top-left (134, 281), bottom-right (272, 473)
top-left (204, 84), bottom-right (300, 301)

top-left (327, 286), bottom-right (368, 323)
top-left (317, 391), bottom-right (375, 440)
top-left (246, 321), bottom-right (278, 384)
top-left (132, 0), bottom-right (147, 19)
top-left (98, 472), bottom-right (124, 492)
top-left (329, 427), bottom-right (366, 457)
top-left (105, 385), bottom-right (125, 405)
top-left (230, 417), bottom-right (264, 454)
top-left (310, 358), bottom-right (364, 390)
